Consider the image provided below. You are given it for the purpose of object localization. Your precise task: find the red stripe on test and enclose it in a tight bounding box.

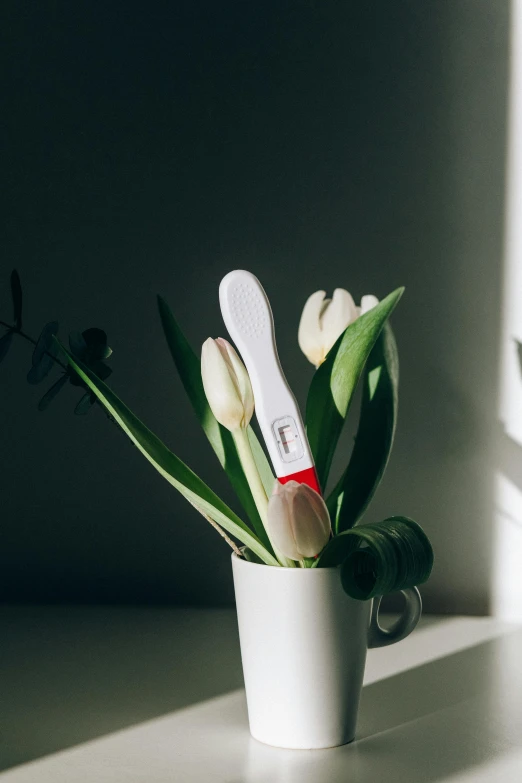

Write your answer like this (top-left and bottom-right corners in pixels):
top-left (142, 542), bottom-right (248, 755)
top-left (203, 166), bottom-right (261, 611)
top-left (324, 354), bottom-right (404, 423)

top-left (278, 467), bottom-right (322, 495)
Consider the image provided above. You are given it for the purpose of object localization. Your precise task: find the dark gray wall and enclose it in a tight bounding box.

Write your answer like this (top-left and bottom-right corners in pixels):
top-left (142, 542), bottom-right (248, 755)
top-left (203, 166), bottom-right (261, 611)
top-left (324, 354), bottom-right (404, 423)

top-left (0, 2), bottom-right (509, 611)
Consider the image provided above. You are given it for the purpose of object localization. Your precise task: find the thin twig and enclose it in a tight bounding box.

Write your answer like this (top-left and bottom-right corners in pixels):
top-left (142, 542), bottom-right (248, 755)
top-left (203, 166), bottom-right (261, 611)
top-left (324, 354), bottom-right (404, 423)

top-left (187, 499), bottom-right (243, 556)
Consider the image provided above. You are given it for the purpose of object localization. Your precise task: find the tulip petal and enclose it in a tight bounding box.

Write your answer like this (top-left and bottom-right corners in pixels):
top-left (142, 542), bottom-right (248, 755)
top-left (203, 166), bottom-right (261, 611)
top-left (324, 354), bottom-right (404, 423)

top-left (320, 289), bottom-right (358, 359)
top-left (299, 484), bottom-right (332, 540)
top-left (217, 338), bottom-right (254, 427)
top-left (360, 294), bottom-right (379, 315)
top-left (291, 485), bottom-right (331, 557)
top-left (298, 290), bottom-right (327, 367)
top-left (201, 338), bottom-right (245, 430)
top-left (267, 490), bottom-right (300, 560)
top-left (267, 480), bottom-right (331, 560)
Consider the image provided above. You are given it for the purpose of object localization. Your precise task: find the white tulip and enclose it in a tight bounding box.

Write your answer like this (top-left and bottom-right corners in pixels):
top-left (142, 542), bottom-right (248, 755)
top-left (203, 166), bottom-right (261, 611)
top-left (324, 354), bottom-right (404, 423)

top-left (298, 289), bottom-right (380, 366)
top-left (298, 289), bottom-right (357, 367)
top-left (360, 294), bottom-right (379, 315)
top-left (266, 481), bottom-right (332, 561)
top-left (201, 338), bottom-right (287, 562)
top-left (201, 337), bottom-right (254, 431)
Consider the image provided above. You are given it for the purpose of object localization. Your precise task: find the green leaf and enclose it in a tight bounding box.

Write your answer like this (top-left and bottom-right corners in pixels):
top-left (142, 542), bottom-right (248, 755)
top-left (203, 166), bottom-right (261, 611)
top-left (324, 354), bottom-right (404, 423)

top-left (306, 287), bottom-right (404, 491)
top-left (0, 331), bottom-right (14, 363)
top-left (38, 374), bottom-right (68, 410)
top-left (10, 270), bottom-right (22, 330)
top-left (247, 427), bottom-right (276, 496)
top-left (74, 392), bottom-right (95, 415)
top-left (81, 328), bottom-right (112, 360)
top-left (243, 546), bottom-right (265, 564)
top-left (69, 330), bottom-right (87, 355)
top-left (315, 516), bottom-right (434, 600)
top-left (327, 324), bottom-right (399, 533)
top-left (27, 321), bottom-right (60, 384)
top-left (157, 295), bottom-right (274, 552)
top-left (59, 340), bottom-right (279, 567)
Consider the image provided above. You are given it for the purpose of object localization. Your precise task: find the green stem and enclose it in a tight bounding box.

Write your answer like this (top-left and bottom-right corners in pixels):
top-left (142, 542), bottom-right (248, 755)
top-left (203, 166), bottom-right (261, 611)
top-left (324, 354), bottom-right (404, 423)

top-left (232, 428), bottom-right (295, 567)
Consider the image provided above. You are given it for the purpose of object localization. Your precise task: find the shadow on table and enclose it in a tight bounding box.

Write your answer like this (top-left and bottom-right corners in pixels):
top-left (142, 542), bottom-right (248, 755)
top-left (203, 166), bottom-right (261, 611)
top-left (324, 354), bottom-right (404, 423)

top-left (2, 606), bottom-right (521, 782)
top-left (241, 628), bottom-right (522, 783)
top-left (0, 606), bottom-right (244, 771)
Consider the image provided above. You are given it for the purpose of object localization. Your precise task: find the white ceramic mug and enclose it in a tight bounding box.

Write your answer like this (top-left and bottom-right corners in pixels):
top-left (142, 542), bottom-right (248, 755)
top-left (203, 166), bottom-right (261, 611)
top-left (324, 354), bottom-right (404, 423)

top-left (232, 553), bottom-right (422, 749)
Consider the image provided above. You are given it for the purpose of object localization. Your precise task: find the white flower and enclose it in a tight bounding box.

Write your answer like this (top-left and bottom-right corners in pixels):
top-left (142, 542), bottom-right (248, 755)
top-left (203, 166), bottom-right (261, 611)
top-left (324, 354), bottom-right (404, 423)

top-left (298, 289), bottom-right (379, 367)
top-left (359, 294), bottom-right (379, 316)
top-left (266, 480), bottom-right (332, 561)
top-left (201, 338), bottom-right (254, 430)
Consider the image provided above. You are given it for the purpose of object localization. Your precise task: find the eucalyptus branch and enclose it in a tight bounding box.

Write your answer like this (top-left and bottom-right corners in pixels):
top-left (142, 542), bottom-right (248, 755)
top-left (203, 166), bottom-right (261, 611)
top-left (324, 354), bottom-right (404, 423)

top-left (0, 318), bottom-right (68, 371)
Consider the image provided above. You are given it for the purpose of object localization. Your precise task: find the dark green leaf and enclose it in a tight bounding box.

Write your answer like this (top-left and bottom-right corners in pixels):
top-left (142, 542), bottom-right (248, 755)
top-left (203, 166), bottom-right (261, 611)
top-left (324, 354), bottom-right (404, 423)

top-left (10, 270), bottom-right (22, 329)
top-left (157, 295), bottom-right (274, 553)
top-left (82, 328), bottom-right (112, 361)
top-left (315, 516), bottom-right (434, 600)
top-left (243, 547), bottom-right (265, 564)
top-left (327, 324), bottom-right (399, 533)
top-left (82, 327), bottom-right (107, 347)
top-left (306, 287), bottom-right (403, 491)
top-left (58, 340), bottom-right (279, 566)
top-left (69, 330), bottom-right (87, 356)
top-left (27, 321), bottom-right (60, 384)
top-left (0, 331), bottom-right (14, 363)
top-left (90, 361), bottom-right (112, 381)
top-left (38, 374), bottom-right (68, 410)
top-left (69, 358), bottom-right (112, 387)
top-left (74, 393), bottom-right (95, 415)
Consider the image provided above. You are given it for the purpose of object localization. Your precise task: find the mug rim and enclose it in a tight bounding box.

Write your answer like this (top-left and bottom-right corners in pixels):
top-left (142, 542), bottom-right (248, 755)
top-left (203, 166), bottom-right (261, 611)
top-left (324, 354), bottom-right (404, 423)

top-left (232, 550), bottom-right (341, 574)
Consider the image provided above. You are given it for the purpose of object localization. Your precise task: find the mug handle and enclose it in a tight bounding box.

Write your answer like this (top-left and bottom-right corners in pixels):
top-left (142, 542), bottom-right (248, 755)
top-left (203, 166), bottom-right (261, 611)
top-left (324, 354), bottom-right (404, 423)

top-left (367, 587), bottom-right (422, 649)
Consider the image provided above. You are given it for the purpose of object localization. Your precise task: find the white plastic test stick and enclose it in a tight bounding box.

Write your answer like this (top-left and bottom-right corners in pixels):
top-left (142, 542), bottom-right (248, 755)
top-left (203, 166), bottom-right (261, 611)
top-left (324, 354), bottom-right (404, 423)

top-left (219, 269), bottom-right (321, 493)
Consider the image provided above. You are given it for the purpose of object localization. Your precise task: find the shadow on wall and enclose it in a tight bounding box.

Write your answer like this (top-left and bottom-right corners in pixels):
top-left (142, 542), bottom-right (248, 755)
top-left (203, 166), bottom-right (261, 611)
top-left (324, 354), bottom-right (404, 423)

top-left (0, 1), bottom-right (511, 610)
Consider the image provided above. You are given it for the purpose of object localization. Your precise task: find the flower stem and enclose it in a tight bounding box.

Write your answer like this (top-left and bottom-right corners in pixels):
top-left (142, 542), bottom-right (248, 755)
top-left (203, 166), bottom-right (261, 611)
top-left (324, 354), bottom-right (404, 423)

top-left (232, 428), bottom-right (295, 567)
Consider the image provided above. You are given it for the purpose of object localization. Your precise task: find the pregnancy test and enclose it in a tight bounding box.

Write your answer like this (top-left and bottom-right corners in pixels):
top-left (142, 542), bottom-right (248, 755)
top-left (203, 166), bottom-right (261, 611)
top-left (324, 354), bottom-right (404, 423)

top-left (219, 270), bottom-right (321, 494)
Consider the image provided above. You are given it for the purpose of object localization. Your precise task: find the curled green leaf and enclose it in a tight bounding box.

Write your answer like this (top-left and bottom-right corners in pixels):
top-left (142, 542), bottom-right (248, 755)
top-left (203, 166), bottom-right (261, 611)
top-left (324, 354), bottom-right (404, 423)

top-left (315, 516), bottom-right (433, 600)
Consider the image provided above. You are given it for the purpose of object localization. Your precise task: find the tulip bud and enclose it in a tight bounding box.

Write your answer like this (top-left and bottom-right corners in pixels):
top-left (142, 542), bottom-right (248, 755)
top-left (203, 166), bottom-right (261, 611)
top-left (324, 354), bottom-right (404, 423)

top-left (201, 337), bottom-right (254, 430)
top-left (266, 481), bottom-right (332, 561)
top-left (298, 289), bottom-right (358, 367)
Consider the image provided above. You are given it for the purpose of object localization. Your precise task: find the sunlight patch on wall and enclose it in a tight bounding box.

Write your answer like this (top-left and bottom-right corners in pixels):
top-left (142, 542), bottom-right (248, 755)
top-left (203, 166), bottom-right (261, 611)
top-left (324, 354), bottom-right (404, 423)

top-left (493, 474), bottom-right (522, 619)
top-left (495, 0), bottom-right (522, 620)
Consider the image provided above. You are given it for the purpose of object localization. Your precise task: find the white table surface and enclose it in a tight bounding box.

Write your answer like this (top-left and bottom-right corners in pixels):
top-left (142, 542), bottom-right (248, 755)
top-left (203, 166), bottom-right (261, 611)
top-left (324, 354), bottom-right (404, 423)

top-left (1, 606), bottom-right (521, 782)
